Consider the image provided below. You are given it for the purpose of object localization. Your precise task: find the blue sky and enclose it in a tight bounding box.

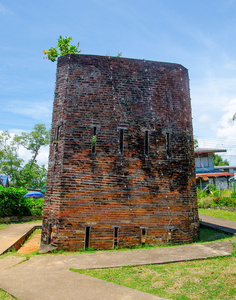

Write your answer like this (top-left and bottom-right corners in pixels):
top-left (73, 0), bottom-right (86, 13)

top-left (1, 0), bottom-right (236, 165)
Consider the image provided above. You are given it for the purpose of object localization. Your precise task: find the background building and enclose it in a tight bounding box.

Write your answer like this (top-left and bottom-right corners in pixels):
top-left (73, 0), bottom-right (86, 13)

top-left (195, 148), bottom-right (233, 190)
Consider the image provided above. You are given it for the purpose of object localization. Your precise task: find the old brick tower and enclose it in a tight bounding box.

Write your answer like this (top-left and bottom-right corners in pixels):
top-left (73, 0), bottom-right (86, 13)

top-left (41, 54), bottom-right (199, 251)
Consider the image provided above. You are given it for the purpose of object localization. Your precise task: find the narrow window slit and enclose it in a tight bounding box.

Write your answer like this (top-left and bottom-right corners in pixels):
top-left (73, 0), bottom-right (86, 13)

top-left (85, 226), bottom-right (91, 250)
top-left (119, 129), bottom-right (124, 155)
top-left (92, 127), bottom-right (97, 154)
top-left (114, 227), bottom-right (119, 249)
top-left (167, 229), bottom-right (172, 244)
top-left (141, 228), bottom-right (147, 246)
top-left (166, 132), bottom-right (171, 158)
top-left (49, 225), bottom-right (52, 244)
top-left (54, 125), bottom-right (61, 145)
top-left (144, 130), bottom-right (149, 157)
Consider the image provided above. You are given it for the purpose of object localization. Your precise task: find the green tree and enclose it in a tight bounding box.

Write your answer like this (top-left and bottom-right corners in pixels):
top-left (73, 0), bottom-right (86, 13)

top-left (1, 124), bottom-right (50, 189)
top-left (0, 130), bottom-right (23, 184)
top-left (14, 124), bottom-right (50, 169)
top-left (194, 139), bottom-right (199, 149)
top-left (16, 162), bottom-right (48, 189)
top-left (213, 154), bottom-right (229, 166)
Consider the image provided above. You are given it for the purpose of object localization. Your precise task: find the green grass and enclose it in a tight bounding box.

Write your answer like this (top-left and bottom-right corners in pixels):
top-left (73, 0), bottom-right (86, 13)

top-left (0, 288), bottom-right (19, 300)
top-left (0, 223), bottom-right (9, 230)
top-left (72, 255), bottom-right (236, 300)
top-left (9, 219), bottom-right (42, 224)
top-left (199, 226), bottom-right (232, 242)
top-left (199, 208), bottom-right (236, 221)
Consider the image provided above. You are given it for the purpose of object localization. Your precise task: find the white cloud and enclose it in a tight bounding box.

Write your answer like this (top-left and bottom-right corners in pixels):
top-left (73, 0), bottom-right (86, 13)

top-left (0, 4), bottom-right (13, 15)
top-left (17, 145), bottom-right (49, 167)
top-left (216, 99), bottom-right (236, 165)
top-left (197, 114), bottom-right (213, 124)
top-left (217, 99), bottom-right (236, 138)
top-left (36, 146), bottom-right (49, 166)
top-left (193, 98), bottom-right (236, 165)
top-left (3, 100), bottom-right (52, 122)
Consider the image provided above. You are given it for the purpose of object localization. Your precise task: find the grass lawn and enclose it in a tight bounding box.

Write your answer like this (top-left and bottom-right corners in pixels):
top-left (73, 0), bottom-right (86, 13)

top-left (0, 224), bottom-right (9, 230)
top-left (0, 289), bottom-right (19, 300)
top-left (199, 226), bottom-right (232, 242)
top-left (199, 208), bottom-right (236, 221)
top-left (72, 255), bottom-right (236, 300)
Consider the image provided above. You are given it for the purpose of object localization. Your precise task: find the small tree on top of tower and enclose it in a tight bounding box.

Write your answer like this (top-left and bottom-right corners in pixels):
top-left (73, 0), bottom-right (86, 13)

top-left (43, 36), bottom-right (81, 62)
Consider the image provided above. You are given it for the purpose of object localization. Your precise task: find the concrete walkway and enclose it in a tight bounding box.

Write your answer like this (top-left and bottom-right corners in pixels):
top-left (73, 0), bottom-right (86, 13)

top-left (199, 214), bottom-right (236, 234)
top-left (0, 240), bottom-right (233, 300)
top-left (0, 222), bottom-right (42, 255)
top-left (0, 216), bottom-right (235, 300)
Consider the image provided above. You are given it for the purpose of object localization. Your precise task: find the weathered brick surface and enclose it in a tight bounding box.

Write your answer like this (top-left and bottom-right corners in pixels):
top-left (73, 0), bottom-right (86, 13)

top-left (41, 54), bottom-right (199, 250)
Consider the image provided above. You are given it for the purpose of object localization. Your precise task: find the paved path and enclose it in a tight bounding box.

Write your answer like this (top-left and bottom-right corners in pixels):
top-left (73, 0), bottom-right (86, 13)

top-left (0, 222), bottom-right (42, 255)
top-left (199, 214), bottom-right (236, 234)
top-left (0, 240), bottom-right (233, 300)
top-left (0, 215), bottom-right (235, 300)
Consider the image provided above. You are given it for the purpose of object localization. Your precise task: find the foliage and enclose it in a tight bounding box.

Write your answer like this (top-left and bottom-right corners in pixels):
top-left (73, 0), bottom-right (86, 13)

top-left (193, 138), bottom-right (199, 149)
top-left (0, 124), bottom-right (50, 189)
top-left (92, 135), bottom-right (96, 146)
top-left (14, 124), bottom-right (50, 168)
top-left (43, 36), bottom-right (81, 62)
top-left (0, 130), bottom-right (23, 183)
top-left (0, 186), bottom-right (29, 217)
top-left (0, 186), bottom-right (44, 217)
top-left (14, 162), bottom-right (48, 189)
top-left (197, 186), bottom-right (236, 208)
top-left (213, 197), bottom-right (236, 207)
top-left (213, 153), bottom-right (229, 166)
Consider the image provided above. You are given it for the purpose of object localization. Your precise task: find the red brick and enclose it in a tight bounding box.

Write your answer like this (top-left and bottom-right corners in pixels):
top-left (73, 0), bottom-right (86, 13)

top-left (41, 54), bottom-right (199, 250)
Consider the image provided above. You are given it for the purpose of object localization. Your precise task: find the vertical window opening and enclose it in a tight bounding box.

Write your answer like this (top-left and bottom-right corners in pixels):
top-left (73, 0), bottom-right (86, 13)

top-left (144, 130), bottom-right (149, 157)
top-left (55, 127), bottom-right (59, 141)
top-left (85, 226), bottom-right (91, 250)
top-left (49, 225), bottom-right (52, 244)
top-left (114, 227), bottom-right (119, 248)
top-left (141, 228), bottom-right (147, 246)
top-left (54, 125), bottom-right (61, 145)
top-left (119, 129), bottom-right (124, 155)
top-left (166, 132), bottom-right (171, 158)
top-left (167, 229), bottom-right (172, 244)
top-left (114, 227), bottom-right (119, 249)
top-left (92, 127), bottom-right (97, 154)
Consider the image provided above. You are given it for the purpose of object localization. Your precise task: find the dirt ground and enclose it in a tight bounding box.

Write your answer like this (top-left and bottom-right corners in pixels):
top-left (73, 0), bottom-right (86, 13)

top-left (17, 233), bottom-right (41, 254)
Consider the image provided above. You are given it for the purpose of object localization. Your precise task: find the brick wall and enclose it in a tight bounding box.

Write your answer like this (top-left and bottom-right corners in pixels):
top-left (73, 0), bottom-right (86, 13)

top-left (41, 54), bottom-right (199, 251)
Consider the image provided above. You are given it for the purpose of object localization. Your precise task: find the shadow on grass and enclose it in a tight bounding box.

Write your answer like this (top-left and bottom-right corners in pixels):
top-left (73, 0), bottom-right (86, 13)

top-left (199, 225), bottom-right (233, 242)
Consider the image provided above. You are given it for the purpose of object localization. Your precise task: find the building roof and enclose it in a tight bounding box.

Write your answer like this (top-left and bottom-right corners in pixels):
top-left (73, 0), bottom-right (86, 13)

top-left (215, 166), bottom-right (236, 170)
top-left (196, 172), bottom-right (233, 181)
top-left (194, 148), bottom-right (227, 154)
